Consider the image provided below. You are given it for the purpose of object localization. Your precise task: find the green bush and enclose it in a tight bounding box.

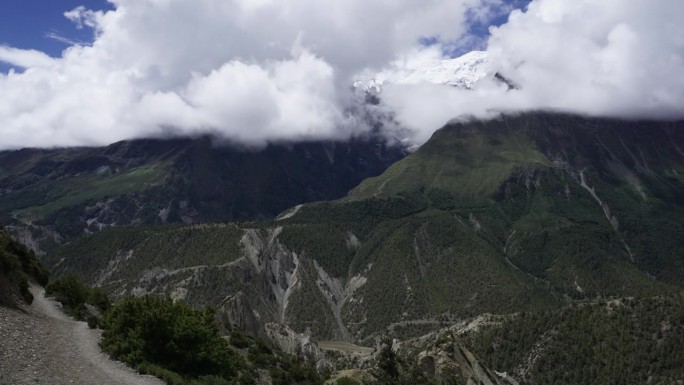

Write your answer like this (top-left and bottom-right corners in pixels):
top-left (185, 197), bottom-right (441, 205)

top-left (229, 330), bottom-right (254, 349)
top-left (191, 375), bottom-right (235, 385)
top-left (101, 295), bottom-right (244, 380)
top-left (46, 275), bottom-right (89, 318)
top-left (17, 273), bottom-right (33, 304)
top-left (88, 287), bottom-right (111, 312)
top-left (93, 293), bottom-right (320, 385)
top-left (0, 227), bottom-right (50, 306)
top-left (335, 377), bottom-right (360, 385)
top-left (87, 315), bottom-right (99, 329)
top-left (45, 275), bottom-right (111, 323)
top-left (136, 363), bottom-right (186, 385)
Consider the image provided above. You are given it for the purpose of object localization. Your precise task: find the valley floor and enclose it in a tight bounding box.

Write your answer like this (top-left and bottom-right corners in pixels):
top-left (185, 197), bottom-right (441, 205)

top-left (0, 285), bottom-right (164, 385)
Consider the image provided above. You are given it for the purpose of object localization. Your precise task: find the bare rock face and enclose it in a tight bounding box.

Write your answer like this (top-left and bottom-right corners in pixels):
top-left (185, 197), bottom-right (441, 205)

top-left (4, 225), bottom-right (62, 257)
top-left (241, 227), bottom-right (301, 324)
top-left (265, 323), bottom-right (331, 373)
top-left (403, 331), bottom-right (518, 385)
top-left (217, 291), bottom-right (263, 338)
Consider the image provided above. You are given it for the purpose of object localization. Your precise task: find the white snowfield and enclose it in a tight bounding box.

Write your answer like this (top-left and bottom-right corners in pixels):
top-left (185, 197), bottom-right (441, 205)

top-left (354, 51), bottom-right (491, 94)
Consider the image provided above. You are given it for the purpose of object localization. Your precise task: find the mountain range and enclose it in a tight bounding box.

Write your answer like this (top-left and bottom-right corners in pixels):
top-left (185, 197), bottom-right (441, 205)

top-left (35, 112), bottom-right (683, 341)
top-left (2, 49), bottom-right (683, 383)
top-left (2, 110), bottom-right (683, 384)
top-left (0, 135), bottom-right (405, 251)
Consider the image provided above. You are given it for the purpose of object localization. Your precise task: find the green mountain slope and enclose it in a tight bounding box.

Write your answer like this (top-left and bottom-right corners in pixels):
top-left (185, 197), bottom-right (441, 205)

top-left (348, 113), bottom-right (684, 290)
top-left (462, 294), bottom-right (684, 385)
top-left (350, 120), bottom-right (550, 199)
top-left (45, 113), bottom-right (684, 344)
top-left (0, 136), bottom-right (405, 244)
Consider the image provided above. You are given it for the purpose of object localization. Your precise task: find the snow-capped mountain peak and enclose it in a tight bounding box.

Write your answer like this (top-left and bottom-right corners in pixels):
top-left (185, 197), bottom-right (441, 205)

top-left (354, 50), bottom-right (491, 94)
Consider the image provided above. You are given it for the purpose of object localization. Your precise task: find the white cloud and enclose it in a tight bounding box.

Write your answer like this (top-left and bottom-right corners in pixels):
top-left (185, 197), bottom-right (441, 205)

top-left (0, 0), bottom-right (498, 150)
top-left (45, 31), bottom-right (85, 46)
top-left (64, 6), bottom-right (101, 30)
top-left (0, 0), bottom-right (683, 150)
top-left (133, 50), bottom-right (352, 144)
top-left (380, 0), bottom-right (684, 139)
top-left (488, 0), bottom-right (684, 118)
top-left (0, 46), bottom-right (56, 69)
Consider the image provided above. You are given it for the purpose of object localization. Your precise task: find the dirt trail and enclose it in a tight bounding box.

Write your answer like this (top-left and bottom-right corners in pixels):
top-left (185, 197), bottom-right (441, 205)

top-left (0, 285), bottom-right (164, 385)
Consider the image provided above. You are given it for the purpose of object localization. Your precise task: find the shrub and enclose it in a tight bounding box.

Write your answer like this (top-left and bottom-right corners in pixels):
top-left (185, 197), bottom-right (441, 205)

top-left (0, 228), bottom-right (50, 306)
top-left (336, 377), bottom-right (361, 385)
top-left (88, 288), bottom-right (111, 312)
top-left (229, 330), bottom-right (254, 349)
top-left (45, 275), bottom-right (112, 324)
top-left (45, 275), bottom-right (89, 318)
top-left (136, 363), bottom-right (186, 385)
top-left (17, 273), bottom-right (33, 305)
top-left (87, 315), bottom-right (99, 329)
top-left (101, 295), bottom-right (244, 380)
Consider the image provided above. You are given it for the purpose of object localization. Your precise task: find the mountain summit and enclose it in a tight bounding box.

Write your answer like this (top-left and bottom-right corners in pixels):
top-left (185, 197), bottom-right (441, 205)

top-left (354, 51), bottom-right (491, 95)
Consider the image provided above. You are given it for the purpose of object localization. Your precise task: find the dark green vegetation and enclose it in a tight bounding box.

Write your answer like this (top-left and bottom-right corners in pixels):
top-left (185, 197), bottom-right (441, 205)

top-left (334, 377), bottom-right (361, 385)
top-left (101, 295), bottom-right (321, 385)
top-left (464, 294), bottom-right (684, 385)
top-left (283, 204), bottom-right (558, 338)
top-left (22, 113), bottom-right (682, 385)
top-left (0, 227), bottom-right (49, 306)
top-left (369, 336), bottom-right (434, 385)
top-left (47, 224), bottom-right (245, 289)
top-left (0, 135), bottom-right (404, 244)
top-left (45, 275), bottom-right (110, 325)
top-left (44, 113), bottom-right (684, 345)
top-left (348, 113), bottom-right (684, 291)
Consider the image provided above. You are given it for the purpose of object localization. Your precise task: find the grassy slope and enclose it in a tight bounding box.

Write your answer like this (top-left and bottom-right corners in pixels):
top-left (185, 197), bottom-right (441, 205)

top-left (12, 163), bottom-right (168, 222)
top-left (350, 121), bottom-right (550, 199)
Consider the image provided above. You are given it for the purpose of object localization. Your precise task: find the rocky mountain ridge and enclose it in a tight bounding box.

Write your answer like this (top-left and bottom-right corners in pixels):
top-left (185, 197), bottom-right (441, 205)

top-left (0, 135), bottom-right (405, 253)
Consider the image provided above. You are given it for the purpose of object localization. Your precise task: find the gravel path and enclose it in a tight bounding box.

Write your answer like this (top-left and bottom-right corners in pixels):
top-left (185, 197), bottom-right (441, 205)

top-left (0, 285), bottom-right (165, 385)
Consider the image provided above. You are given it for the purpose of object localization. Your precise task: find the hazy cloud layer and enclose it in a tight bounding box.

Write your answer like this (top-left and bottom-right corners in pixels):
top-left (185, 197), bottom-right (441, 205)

top-left (1, 0), bottom-right (683, 150)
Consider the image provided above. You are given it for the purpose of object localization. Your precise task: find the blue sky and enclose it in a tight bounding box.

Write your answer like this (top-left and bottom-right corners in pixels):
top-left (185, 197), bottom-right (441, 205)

top-left (0, 0), bottom-right (111, 55)
top-left (0, 0), bottom-right (111, 72)
top-left (455, 0), bottom-right (531, 55)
